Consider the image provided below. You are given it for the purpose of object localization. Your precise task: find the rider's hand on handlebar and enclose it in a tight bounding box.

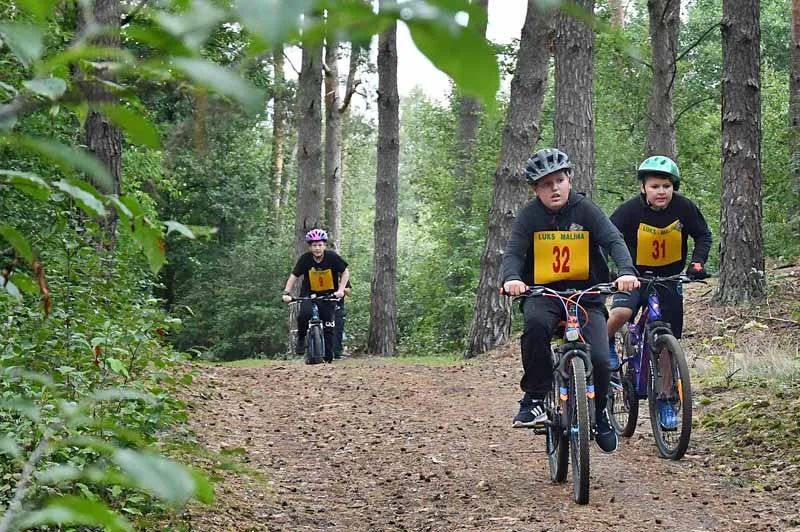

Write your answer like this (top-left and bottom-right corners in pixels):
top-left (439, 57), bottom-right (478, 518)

top-left (686, 262), bottom-right (710, 280)
top-left (503, 280), bottom-right (528, 296)
top-left (333, 289), bottom-right (345, 299)
top-left (613, 275), bottom-right (640, 292)
top-left (281, 294), bottom-right (292, 304)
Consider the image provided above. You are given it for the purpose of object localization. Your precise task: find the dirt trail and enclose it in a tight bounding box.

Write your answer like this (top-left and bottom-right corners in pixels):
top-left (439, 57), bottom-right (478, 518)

top-left (183, 348), bottom-right (797, 532)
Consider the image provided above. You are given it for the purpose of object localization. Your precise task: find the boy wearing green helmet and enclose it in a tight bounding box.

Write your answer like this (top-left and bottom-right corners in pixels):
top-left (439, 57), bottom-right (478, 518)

top-left (606, 156), bottom-right (712, 428)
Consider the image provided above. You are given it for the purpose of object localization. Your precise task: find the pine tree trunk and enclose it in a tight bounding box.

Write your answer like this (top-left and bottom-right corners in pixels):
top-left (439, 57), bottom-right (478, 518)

top-left (554, 0), bottom-right (595, 197)
top-left (465, 1), bottom-right (553, 358)
top-left (716, 0), bottom-right (766, 304)
top-left (294, 42), bottom-right (324, 260)
top-left (82, 0), bottom-right (122, 252)
top-left (645, 0), bottom-right (679, 159)
top-left (324, 40), bottom-right (343, 250)
top-left (609, 0), bottom-right (625, 29)
top-left (368, 14), bottom-right (399, 356)
top-left (453, 0), bottom-right (490, 216)
top-left (271, 48), bottom-right (286, 224)
top-left (791, 0), bottom-right (800, 198)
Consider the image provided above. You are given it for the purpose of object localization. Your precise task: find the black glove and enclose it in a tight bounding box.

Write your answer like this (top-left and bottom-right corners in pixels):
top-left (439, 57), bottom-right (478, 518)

top-left (686, 262), bottom-right (709, 280)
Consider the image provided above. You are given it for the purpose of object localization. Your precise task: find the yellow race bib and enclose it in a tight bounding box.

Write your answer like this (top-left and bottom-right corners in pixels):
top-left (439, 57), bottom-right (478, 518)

top-left (308, 268), bottom-right (334, 291)
top-left (636, 221), bottom-right (682, 267)
top-left (533, 231), bottom-right (590, 284)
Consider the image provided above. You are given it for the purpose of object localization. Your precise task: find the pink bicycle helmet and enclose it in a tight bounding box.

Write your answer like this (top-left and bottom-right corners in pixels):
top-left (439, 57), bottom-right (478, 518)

top-left (305, 228), bottom-right (328, 242)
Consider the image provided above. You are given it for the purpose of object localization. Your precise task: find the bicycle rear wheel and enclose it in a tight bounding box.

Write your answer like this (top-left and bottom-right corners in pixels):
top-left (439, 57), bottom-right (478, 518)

top-left (647, 334), bottom-right (692, 459)
top-left (546, 381), bottom-right (568, 483)
top-left (568, 356), bottom-right (590, 504)
top-left (608, 330), bottom-right (639, 437)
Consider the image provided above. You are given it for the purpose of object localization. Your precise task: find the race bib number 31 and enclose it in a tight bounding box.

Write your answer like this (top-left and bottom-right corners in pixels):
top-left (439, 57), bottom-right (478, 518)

top-left (533, 231), bottom-right (590, 284)
top-left (308, 268), bottom-right (334, 291)
top-left (636, 221), bottom-right (682, 267)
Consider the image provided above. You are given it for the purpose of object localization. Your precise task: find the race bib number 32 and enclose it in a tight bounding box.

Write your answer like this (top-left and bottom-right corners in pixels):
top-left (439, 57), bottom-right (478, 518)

top-left (308, 268), bottom-right (334, 291)
top-left (533, 231), bottom-right (590, 284)
top-left (636, 221), bottom-right (682, 267)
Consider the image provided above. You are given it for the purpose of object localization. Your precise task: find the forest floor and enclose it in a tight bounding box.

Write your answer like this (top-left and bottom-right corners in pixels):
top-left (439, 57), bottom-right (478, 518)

top-left (180, 264), bottom-right (800, 531)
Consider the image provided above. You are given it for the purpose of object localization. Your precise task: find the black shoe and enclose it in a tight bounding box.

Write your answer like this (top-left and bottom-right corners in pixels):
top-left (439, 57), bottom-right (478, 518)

top-left (595, 409), bottom-right (618, 453)
top-left (295, 336), bottom-right (306, 357)
top-left (512, 395), bottom-right (547, 428)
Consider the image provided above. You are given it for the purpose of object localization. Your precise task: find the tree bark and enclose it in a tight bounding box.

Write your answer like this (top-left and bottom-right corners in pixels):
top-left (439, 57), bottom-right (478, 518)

top-left (81, 0), bottom-right (122, 252)
top-left (294, 41), bottom-right (324, 260)
top-left (554, 0), bottom-right (595, 197)
top-left (645, 0), bottom-right (679, 159)
top-left (609, 0), bottom-right (625, 29)
top-left (368, 12), bottom-right (399, 356)
top-left (324, 38), bottom-right (343, 249)
top-left (716, 0), bottom-right (766, 304)
top-left (791, 0), bottom-right (800, 198)
top-left (271, 47), bottom-right (286, 225)
top-left (465, 1), bottom-right (553, 358)
top-left (453, 0), bottom-right (490, 216)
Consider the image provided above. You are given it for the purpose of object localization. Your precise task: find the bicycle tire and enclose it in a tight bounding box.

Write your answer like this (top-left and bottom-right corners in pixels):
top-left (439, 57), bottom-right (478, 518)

top-left (309, 326), bottom-right (324, 365)
top-left (546, 383), bottom-right (568, 483)
top-left (647, 334), bottom-right (692, 460)
top-left (608, 330), bottom-right (639, 437)
top-left (569, 356), bottom-right (590, 505)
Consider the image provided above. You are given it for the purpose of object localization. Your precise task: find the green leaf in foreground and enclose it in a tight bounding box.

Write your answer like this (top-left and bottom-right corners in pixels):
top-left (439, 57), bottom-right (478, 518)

top-left (407, 19), bottom-right (499, 105)
top-left (112, 449), bottom-right (214, 506)
top-left (234, 0), bottom-right (315, 48)
top-left (0, 169), bottom-right (51, 200)
top-left (0, 224), bottom-right (34, 263)
top-left (12, 136), bottom-right (113, 192)
top-left (17, 496), bottom-right (134, 532)
top-left (52, 179), bottom-right (107, 217)
top-left (98, 103), bottom-right (160, 148)
top-left (0, 22), bottom-right (44, 67)
top-left (23, 77), bottom-right (67, 100)
top-left (172, 57), bottom-right (264, 114)
top-left (164, 220), bottom-right (196, 239)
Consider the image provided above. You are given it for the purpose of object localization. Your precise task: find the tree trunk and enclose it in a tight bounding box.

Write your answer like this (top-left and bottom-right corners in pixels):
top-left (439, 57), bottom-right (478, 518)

top-left (82, 0), bottom-right (122, 252)
top-left (554, 0), bottom-right (595, 197)
top-left (294, 41), bottom-right (324, 260)
top-left (609, 0), bottom-right (625, 29)
top-left (645, 0), bottom-right (679, 159)
top-left (791, 0), bottom-right (800, 198)
top-left (453, 0), bottom-right (490, 216)
top-left (271, 47), bottom-right (286, 225)
top-left (465, 1), bottom-right (553, 358)
top-left (716, 0), bottom-right (766, 304)
top-left (324, 38), bottom-right (343, 249)
top-left (368, 13), bottom-right (399, 356)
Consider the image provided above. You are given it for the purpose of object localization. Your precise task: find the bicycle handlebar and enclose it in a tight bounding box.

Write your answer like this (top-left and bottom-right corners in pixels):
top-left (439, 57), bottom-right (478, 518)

top-left (637, 273), bottom-right (709, 284)
top-left (501, 282), bottom-right (621, 299)
top-left (284, 294), bottom-right (341, 304)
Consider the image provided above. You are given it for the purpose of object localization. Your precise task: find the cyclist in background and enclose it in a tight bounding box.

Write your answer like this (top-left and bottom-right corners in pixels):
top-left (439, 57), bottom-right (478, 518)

top-left (502, 147), bottom-right (640, 454)
top-left (282, 229), bottom-right (350, 363)
top-left (334, 281), bottom-right (352, 359)
top-left (606, 156), bottom-right (711, 428)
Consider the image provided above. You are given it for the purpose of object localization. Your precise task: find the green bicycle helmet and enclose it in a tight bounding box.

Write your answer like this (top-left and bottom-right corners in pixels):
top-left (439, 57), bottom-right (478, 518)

top-left (637, 156), bottom-right (681, 191)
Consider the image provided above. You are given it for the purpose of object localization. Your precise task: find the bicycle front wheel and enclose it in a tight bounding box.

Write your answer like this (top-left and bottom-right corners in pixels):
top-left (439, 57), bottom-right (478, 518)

top-left (568, 356), bottom-right (590, 504)
top-left (608, 330), bottom-right (639, 437)
top-left (309, 326), bottom-right (324, 364)
top-left (647, 334), bottom-right (692, 459)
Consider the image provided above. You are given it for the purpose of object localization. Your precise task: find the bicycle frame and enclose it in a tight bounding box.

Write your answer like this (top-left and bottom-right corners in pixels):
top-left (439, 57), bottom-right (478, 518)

top-left (623, 276), bottom-right (682, 398)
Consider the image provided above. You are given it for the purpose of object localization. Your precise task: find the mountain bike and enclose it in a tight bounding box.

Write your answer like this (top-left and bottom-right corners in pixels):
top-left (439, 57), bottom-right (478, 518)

top-left (510, 282), bottom-right (619, 505)
top-left (287, 294), bottom-right (339, 365)
top-left (607, 273), bottom-right (703, 460)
